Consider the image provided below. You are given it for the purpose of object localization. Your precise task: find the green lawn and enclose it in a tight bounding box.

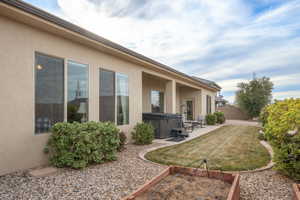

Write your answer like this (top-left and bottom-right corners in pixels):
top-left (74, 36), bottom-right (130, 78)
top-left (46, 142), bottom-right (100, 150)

top-left (145, 125), bottom-right (270, 171)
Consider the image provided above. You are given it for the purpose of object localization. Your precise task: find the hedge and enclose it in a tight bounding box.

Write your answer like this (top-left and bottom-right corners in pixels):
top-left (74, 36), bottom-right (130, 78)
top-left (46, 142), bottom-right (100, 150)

top-left (131, 122), bottom-right (154, 145)
top-left (263, 98), bottom-right (300, 180)
top-left (214, 111), bottom-right (226, 124)
top-left (45, 121), bottom-right (120, 169)
top-left (205, 114), bottom-right (217, 125)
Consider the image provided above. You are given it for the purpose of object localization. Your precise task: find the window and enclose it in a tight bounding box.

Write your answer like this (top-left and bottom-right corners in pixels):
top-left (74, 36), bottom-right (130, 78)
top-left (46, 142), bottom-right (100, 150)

top-left (35, 53), bottom-right (64, 134)
top-left (151, 90), bottom-right (164, 113)
top-left (99, 70), bottom-right (129, 125)
top-left (67, 61), bottom-right (89, 123)
top-left (116, 73), bottom-right (129, 125)
top-left (186, 100), bottom-right (193, 120)
top-left (99, 69), bottom-right (115, 122)
top-left (206, 95), bottom-right (212, 114)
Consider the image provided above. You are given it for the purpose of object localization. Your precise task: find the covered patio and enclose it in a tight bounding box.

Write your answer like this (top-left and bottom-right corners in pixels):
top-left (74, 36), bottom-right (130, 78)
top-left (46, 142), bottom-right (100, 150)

top-left (142, 71), bottom-right (211, 140)
top-left (142, 72), bottom-right (204, 120)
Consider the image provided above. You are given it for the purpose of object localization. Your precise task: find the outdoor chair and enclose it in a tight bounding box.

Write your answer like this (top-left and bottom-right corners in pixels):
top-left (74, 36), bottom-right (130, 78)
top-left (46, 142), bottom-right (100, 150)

top-left (195, 115), bottom-right (206, 128)
top-left (170, 118), bottom-right (191, 139)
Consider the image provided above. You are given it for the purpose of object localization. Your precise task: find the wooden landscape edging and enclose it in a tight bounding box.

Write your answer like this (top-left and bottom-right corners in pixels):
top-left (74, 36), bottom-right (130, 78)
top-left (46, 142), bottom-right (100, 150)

top-left (122, 166), bottom-right (240, 200)
top-left (122, 167), bottom-right (171, 200)
top-left (293, 184), bottom-right (300, 200)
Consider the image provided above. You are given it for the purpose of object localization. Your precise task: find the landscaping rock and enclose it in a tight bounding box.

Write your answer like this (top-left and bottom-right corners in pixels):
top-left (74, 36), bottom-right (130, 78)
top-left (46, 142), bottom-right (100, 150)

top-left (0, 143), bottom-right (294, 200)
top-left (0, 144), bottom-right (166, 200)
top-left (240, 170), bottom-right (294, 200)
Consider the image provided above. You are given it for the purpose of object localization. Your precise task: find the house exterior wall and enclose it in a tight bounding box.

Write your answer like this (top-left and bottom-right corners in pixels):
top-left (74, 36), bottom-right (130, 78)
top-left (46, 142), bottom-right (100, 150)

top-left (176, 86), bottom-right (181, 113)
top-left (0, 7), bottom-right (219, 175)
top-left (0, 16), bottom-right (145, 175)
top-left (201, 89), bottom-right (217, 115)
top-left (179, 87), bottom-right (202, 119)
top-left (142, 75), bottom-right (167, 113)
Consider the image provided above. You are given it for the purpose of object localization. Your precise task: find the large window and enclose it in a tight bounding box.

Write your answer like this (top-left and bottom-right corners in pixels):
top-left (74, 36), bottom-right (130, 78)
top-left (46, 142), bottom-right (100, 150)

top-left (116, 73), bottom-right (129, 125)
top-left (99, 70), bottom-right (129, 125)
top-left (35, 53), bottom-right (64, 134)
top-left (67, 61), bottom-right (89, 123)
top-left (206, 95), bottom-right (212, 114)
top-left (99, 69), bottom-right (115, 122)
top-left (151, 90), bottom-right (164, 113)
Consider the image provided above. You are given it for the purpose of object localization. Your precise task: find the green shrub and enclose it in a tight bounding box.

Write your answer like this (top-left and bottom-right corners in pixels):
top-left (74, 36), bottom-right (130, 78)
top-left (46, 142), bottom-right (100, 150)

top-left (117, 132), bottom-right (127, 151)
top-left (263, 98), bottom-right (300, 180)
top-left (259, 106), bottom-right (269, 126)
top-left (214, 111), bottom-right (226, 124)
top-left (131, 122), bottom-right (154, 145)
top-left (205, 114), bottom-right (217, 125)
top-left (45, 121), bottom-right (120, 169)
top-left (257, 133), bottom-right (266, 141)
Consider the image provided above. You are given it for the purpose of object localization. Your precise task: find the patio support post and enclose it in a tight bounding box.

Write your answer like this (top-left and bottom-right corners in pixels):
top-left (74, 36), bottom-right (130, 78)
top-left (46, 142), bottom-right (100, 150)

top-left (166, 80), bottom-right (176, 114)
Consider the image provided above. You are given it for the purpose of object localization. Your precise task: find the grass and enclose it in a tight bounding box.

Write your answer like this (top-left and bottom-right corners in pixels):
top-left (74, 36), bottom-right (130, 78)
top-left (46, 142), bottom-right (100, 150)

top-left (145, 125), bottom-right (270, 171)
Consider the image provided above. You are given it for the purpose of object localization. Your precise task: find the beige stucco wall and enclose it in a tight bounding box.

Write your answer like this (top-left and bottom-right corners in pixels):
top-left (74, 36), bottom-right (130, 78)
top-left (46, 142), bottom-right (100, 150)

top-left (201, 89), bottom-right (217, 115)
top-left (142, 74), bottom-right (167, 113)
top-left (0, 15), bottom-right (145, 175)
top-left (179, 87), bottom-right (202, 119)
top-left (0, 8), bottom-right (218, 175)
top-left (176, 86), bottom-right (181, 113)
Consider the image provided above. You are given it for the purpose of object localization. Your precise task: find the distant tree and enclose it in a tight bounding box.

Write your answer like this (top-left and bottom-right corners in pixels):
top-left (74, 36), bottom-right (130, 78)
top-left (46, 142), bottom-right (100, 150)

top-left (235, 76), bottom-right (273, 118)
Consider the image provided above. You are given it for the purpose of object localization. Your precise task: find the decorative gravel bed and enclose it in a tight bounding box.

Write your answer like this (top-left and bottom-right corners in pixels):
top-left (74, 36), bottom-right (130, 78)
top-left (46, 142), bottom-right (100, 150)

top-left (0, 144), bottom-right (167, 200)
top-left (240, 170), bottom-right (294, 200)
top-left (0, 143), bottom-right (294, 200)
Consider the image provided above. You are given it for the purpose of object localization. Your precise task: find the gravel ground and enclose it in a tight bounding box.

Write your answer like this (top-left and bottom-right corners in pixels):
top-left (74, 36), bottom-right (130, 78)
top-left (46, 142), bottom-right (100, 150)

top-left (0, 143), bottom-right (294, 200)
top-left (0, 144), bottom-right (167, 200)
top-left (240, 170), bottom-right (294, 200)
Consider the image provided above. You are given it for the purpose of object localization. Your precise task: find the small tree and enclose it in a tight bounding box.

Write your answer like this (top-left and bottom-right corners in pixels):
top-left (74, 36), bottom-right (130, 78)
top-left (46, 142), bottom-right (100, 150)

top-left (235, 76), bottom-right (273, 118)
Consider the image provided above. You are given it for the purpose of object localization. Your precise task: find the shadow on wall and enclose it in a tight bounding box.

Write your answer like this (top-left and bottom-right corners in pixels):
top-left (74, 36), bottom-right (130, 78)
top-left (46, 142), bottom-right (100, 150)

top-left (217, 105), bottom-right (250, 120)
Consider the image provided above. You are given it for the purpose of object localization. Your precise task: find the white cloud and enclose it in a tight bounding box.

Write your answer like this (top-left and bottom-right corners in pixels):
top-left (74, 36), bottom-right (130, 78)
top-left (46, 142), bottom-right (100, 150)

top-left (218, 73), bottom-right (300, 93)
top-left (55, 0), bottom-right (252, 66)
top-left (225, 95), bottom-right (235, 103)
top-left (271, 73), bottom-right (300, 89)
top-left (273, 90), bottom-right (300, 100)
top-left (217, 78), bottom-right (247, 92)
top-left (47, 0), bottom-right (300, 101)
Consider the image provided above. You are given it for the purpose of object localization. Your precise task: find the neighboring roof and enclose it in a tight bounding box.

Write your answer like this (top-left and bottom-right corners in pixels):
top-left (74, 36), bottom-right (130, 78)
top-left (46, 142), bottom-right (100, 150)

top-left (192, 77), bottom-right (221, 90)
top-left (1, 0), bottom-right (220, 91)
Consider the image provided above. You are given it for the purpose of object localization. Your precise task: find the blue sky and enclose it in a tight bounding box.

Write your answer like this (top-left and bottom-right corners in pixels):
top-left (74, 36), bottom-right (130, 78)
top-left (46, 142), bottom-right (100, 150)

top-left (24, 0), bottom-right (300, 102)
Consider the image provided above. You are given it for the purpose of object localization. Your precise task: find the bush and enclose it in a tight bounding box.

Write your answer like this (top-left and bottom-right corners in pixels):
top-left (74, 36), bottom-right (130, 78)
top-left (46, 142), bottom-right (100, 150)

top-left (45, 121), bottom-right (120, 169)
top-left (214, 111), bottom-right (226, 124)
top-left (257, 132), bottom-right (266, 141)
top-left (259, 106), bottom-right (269, 126)
top-left (117, 132), bottom-right (127, 151)
top-left (263, 98), bottom-right (300, 180)
top-left (205, 114), bottom-right (217, 125)
top-left (131, 122), bottom-right (154, 145)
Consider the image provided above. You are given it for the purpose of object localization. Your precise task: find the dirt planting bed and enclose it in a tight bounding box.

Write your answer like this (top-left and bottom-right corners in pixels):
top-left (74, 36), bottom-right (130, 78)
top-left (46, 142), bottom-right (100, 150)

top-left (135, 173), bottom-right (231, 200)
top-left (123, 166), bottom-right (240, 200)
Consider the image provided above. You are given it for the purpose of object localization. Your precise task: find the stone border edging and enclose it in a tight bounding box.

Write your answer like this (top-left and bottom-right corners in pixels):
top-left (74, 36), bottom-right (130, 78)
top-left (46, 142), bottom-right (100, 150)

top-left (138, 138), bottom-right (275, 174)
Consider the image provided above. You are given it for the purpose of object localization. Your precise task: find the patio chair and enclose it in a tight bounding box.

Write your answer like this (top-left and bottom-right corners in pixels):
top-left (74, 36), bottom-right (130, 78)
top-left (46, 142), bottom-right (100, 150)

top-left (195, 115), bottom-right (206, 128)
top-left (171, 118), bottom-right (190, 138)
